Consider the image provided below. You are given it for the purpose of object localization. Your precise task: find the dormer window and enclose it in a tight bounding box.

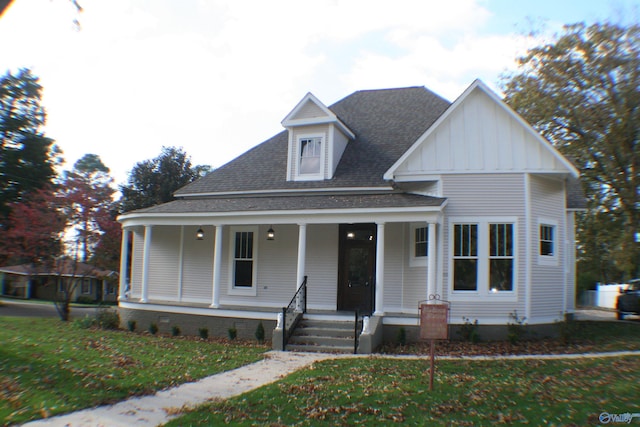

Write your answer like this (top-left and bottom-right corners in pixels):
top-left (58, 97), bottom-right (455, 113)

top-left (282, 92), bottom-right (355, 182)
top-left (299, 136), bottom-right (322, 175)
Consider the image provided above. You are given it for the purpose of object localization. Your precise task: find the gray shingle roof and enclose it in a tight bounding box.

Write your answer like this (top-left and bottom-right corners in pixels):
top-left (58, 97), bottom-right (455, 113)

top-left (175, 87), bottom-right (450, 196)
top-left (135, 193), bottom-right (446, 215)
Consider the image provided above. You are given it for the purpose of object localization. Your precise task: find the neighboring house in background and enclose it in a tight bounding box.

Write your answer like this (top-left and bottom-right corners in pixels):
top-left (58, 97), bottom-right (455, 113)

top-left (117, 80), bottom-right (585, 352)
top-left (0, 259), bottom-right (118, 303)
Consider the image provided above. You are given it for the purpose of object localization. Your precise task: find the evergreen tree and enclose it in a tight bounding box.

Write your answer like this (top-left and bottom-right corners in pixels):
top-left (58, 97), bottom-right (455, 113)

top-left (0, 68), bottom-right (61, 229)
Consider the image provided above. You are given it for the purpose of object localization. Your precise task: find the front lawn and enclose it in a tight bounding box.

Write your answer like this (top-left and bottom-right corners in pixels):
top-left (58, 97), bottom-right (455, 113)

top-left (0, 317), bottom-right (267, 425)
top-left (167, 355), bottom-right (640, 426)
top-left (167, 320), bottom-right (640, 426)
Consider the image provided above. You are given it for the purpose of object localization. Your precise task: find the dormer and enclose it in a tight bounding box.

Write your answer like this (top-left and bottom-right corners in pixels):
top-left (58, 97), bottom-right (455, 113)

top-left (282, 92), bottom-right (355, 181)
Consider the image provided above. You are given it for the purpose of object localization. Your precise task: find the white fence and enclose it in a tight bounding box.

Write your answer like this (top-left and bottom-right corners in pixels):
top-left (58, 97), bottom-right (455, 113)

top-left (597, 284), bottom-right (626, 309)
top-left (579, 283), bottom-right (626, 309)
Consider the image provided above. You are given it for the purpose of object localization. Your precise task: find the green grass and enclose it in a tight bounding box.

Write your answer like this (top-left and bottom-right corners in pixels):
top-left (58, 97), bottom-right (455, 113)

top-left (168, 320), bottom-right (640, 426)
top-left (0, 317), bottom-right (267, 425)
top-left (167, 356), bottom-right (640, 426)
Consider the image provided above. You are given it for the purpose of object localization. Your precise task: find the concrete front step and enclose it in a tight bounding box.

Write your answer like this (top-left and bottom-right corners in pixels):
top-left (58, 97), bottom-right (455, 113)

top-left (298, 318), bottom-right (358, 330)
top-left (286, 317), bottom-right (362, 354)
top-left (286, 343), bottom-right (356, 354)
top-left (295, 326), bottom-right (355, 338)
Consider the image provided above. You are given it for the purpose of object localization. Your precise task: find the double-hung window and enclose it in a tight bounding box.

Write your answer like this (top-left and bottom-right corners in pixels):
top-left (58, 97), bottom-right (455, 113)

top-left (540, 224), bottom-right (554, 256)
top-left (234, 231), bottom-right (254, 287)
top-left (537, 220), bottom-right (558, 266)
top-left (453, 224), bottom-right (478, 291)
top-left (451, 218), bottom-right (517, 298)
top-left (299, 137), bottom-right (322, 175)
top-left (229, 226), bottom-right (258, 294)
top-left (489, 223), bottom-right (513, 291)
top-left (409, 224), bottom-right (429, 267)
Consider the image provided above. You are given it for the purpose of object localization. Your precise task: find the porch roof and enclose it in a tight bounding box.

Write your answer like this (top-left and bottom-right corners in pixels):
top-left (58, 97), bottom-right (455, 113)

top-left (127, 192), bottom-right (446, 215)
top-left (0, 259), bottom-right (116, 278)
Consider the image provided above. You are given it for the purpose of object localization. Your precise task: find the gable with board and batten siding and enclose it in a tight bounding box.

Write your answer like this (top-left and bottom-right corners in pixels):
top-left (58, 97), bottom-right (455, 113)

top-left (385, 79), bottom-right (579, 180)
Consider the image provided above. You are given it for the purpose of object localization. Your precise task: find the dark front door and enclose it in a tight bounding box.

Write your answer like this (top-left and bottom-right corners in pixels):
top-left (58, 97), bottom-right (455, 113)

top-left (337, 224), bottom-right (376, 314)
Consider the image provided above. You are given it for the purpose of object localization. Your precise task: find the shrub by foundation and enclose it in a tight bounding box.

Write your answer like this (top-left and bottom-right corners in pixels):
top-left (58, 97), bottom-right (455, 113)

top-left (148, 323), bottom-right (158, 335)
top-left (198, 327), bottom-right (208, 340)
top-left (228, 327), bottom-right (237, 340)
top-left (255, 321), bottom-right (265, 343)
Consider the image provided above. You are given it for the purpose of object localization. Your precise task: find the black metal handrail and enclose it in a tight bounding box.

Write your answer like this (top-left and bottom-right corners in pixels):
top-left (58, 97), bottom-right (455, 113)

top-left (282, 276), bottom-right (307, 351)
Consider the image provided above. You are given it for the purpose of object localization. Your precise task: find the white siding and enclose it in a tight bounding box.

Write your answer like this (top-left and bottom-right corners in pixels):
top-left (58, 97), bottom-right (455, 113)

top-left (290, 125), bottom-right (330, 178)
top-left (383, 223), bottom-right (405, 311)
top-left (181, 225), bottom-right (214, 303)
top-left (529, 175), bottom-right (566, 321)
top-left (254, 224), bottom-right (298, 305)
top-left (565, 212), bottom-right (576, 312)
top-left (330, 125), bottom-right (349, 177)
top-left (394, 88), bottom-right (568, 176)
top-left (442, 174), bottom-right (527, 323)
top-left (305, 224), bottom-right (339, 310)
top-left (397, 223), bottom-right (428, 312)
top-left (129, 227), bottom-right (144, 299)
top-left (215, 224), bottom-right (338, 309)
top-left (295, 100), bottom-right (327, 120)
top-left (147, 226), bottom-right (180, 301)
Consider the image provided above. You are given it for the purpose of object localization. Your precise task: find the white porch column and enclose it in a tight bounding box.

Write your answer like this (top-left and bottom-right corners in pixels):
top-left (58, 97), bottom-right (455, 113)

top-left (118, 228), bottom-right (130, 300)
top-left (211, 225), bottom-right (223, 308)
top-left (427, 222), bottom-right (437, 299)
top-left (177, 226), bottom-right (184, 301)
top-left (374, 222), bottom-right (385, 316)
top-left (296, 224), bottom-right (307, 290)
top-left (140, 225), bottom-right (152, 303)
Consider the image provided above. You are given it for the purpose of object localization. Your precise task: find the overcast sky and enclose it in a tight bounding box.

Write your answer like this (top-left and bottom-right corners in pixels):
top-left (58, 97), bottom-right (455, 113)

top-left (0, 0), bottom-right (637, 186)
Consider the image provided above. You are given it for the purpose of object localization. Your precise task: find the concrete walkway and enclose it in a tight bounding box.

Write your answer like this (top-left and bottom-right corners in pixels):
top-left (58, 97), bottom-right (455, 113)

top-left (23, 351), bottom-right (337, 427)
top-left (22, 348), bottom-right (640, 427)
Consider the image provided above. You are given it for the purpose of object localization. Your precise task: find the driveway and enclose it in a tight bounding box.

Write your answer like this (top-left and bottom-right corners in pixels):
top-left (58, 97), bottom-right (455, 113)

top-left (575, 307), bottom-right (639, 321)
top-left (0, 298), bottom-right (106, 319)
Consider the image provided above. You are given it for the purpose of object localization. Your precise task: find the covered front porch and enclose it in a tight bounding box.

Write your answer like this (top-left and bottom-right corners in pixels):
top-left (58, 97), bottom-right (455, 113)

top-left (117, 193), bottom-right (446, 351)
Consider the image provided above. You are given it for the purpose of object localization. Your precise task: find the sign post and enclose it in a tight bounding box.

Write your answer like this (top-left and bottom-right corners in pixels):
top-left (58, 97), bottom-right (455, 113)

top-left (419, 295), bottom-right (450, 391)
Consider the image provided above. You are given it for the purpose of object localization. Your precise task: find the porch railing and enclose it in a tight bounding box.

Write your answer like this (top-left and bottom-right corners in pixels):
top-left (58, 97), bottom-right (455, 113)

top-left (282, 275), bottom-right (307, 351)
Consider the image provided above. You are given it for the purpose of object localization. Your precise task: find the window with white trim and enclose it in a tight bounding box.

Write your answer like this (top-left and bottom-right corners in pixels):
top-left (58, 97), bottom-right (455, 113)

top-left (450, 218), bottom-right (517, 298)
top-left (409, 223), bottom-right (429, 267)
top-left (540, 224), bottom-right (554, 256)
top-left (233, 231), bottom-right (254, 287)
top-left (489, 223), bottom-right (513, 292)
top-left (229, 226), bottom-right (258, 294)
top-left (299, 137), bottom-right (322, 175)
top-left (537, 219), bottom-right (559, 266)
top-left (453, 224), bottom-right (478, 291)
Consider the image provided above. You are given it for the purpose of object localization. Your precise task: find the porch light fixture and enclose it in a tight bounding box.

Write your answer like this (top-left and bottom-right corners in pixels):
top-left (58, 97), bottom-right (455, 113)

top-left (267, 226), bottom-right (275, 241)
top-left (347, 231), bottom-right (355, 239)
top-left (196, 227), bottom-right (205, 240)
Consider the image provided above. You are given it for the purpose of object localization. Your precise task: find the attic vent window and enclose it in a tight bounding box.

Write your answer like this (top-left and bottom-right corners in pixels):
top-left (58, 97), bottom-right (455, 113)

top-left (299, 137), bottom-right (322, 175)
